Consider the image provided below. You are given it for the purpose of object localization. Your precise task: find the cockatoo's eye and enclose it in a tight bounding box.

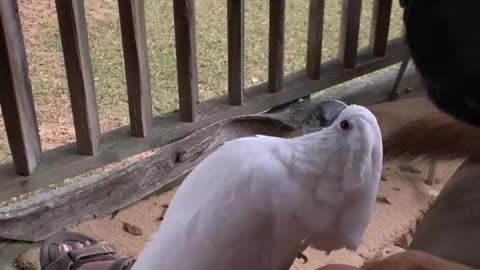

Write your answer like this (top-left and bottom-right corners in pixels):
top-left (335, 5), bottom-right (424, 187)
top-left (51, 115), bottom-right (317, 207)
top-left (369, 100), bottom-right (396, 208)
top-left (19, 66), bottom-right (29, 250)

top-left (340, 120), bottom-right (351, 130)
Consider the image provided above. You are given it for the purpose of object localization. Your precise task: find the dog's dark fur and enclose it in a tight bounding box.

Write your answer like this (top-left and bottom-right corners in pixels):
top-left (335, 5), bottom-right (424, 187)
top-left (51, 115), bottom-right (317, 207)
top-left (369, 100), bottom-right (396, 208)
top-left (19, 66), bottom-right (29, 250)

top-left (382, 0), bottom-right (480, 161)
top-left (403, 0), bottom-right (480, 126)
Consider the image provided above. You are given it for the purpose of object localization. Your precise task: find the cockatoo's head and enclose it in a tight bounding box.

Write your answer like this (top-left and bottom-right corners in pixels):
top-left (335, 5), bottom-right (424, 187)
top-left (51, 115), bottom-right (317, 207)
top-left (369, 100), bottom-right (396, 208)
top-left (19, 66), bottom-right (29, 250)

top-left (300, 101), bottom-right (383, 252)
top-left (303, 100), bottom-right (383, 193)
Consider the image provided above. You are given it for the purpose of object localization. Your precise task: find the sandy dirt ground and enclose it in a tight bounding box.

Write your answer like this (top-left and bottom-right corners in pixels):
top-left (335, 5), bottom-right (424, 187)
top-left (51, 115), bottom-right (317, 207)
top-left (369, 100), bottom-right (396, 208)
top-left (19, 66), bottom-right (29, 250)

top-left (15, 97), bottom-right (464, 269)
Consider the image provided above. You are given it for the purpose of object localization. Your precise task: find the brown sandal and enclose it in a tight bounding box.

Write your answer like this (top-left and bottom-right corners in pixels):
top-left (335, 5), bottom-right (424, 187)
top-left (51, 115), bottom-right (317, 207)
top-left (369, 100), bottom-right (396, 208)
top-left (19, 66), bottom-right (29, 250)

top-left (40, 232), bottom-right (135, 270)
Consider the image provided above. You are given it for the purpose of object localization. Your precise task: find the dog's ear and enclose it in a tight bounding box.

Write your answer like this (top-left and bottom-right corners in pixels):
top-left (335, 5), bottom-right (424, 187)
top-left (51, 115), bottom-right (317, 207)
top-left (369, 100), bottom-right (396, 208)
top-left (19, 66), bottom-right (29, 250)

top-left (403, 0), bottom-right (480, 126)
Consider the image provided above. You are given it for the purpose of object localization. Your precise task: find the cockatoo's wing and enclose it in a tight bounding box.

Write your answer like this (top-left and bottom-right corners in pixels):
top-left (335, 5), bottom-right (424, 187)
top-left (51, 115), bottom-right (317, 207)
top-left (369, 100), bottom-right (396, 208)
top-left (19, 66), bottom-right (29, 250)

top-left (132, 135), bottom-right (306, 270)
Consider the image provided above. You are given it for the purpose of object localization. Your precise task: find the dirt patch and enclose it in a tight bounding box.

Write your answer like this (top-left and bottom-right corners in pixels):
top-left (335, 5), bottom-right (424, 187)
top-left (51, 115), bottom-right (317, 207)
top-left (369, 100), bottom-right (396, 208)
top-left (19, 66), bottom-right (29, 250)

top-left (15, 159), bottom-right (462, 270)
top-left (17, 0), bottom-right (56, 49)
top-left (14, 97), bottom-right (465, 269)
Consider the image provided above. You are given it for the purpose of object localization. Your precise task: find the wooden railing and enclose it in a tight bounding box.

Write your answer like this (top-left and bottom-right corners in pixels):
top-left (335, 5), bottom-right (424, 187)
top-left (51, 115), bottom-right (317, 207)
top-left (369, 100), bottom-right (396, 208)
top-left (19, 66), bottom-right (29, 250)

top-left (0, 0), bottom-right (407, 202)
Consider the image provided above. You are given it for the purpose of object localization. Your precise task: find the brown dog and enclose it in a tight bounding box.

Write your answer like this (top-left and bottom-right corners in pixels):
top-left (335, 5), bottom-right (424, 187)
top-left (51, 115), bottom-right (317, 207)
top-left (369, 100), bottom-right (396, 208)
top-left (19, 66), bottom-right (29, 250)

top-left (312, 251), bottom-right (475, 270)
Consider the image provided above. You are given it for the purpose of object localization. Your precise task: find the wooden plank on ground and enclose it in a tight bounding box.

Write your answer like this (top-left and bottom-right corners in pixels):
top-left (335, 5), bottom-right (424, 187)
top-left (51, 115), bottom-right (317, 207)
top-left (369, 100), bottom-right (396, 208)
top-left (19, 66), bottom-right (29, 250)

top-left (173, 0), bottom-right (199, 122)
top-left (55, 0), bottom-right (101, 155)
top-left (370, 0), bottom-right (393, 57)
top-left (118, 0), bottom-right (153, 138)
top-left (268, 0), bottom-right (286, 93)
top-left (338, 0), bottom-right (363, 68)
top-left (306, 0), bottom-right (325, 79)
top-left (0, 99), bottom-right (315, 242)
top-left (0, 0), bottom-right (42, 176)
top-left (0, 108), bottom-right (304, 241)
top-left (0, 39), bottom-right (408, 202)
top-left (227, 0), bottom-right (245, 105)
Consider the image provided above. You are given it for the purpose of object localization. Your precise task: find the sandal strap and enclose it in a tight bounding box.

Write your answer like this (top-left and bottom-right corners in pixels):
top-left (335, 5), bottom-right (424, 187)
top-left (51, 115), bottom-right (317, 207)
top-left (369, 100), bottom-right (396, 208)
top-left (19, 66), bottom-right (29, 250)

top-left (44, 254), bottom-right (131, 270)
top-left (69, 242), bottom-right (116, 261)
top-left (43, 255), bottom-right (75, 270)
top-left (43, 242), bottom-right (119, 270)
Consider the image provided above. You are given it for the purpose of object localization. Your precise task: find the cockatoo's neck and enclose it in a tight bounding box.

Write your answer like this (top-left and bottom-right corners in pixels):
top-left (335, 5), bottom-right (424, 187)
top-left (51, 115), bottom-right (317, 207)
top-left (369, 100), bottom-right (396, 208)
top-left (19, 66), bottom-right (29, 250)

top-left (289, 132), bottom-right (344, 184)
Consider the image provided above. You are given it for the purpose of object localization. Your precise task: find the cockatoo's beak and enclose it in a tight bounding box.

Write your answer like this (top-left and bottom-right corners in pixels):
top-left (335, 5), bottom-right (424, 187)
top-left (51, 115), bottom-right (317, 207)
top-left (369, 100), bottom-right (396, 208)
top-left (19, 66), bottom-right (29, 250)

top-left (302, 100), bottom-right (348, 134)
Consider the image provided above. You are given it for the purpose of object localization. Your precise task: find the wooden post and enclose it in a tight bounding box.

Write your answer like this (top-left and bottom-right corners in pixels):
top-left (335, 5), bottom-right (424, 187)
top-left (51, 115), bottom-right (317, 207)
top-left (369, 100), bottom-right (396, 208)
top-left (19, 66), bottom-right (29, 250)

top-left (118, 0), bottom-right (153, 137)
top-left (227, 0), bottom-right (245, 105)
top-left (55, 0), bottom-right (101, 155)
top-left (0, 0), bottom-right (42, 175)
top-left (268, 0), bottom-right (286, 93)
top-left (338, 0), bottom-right (363, 68)
top-left (173, 0), bottom-right (199, 122)
top-left (306, 0), bottom-right (325, 79)
top-left (370, 0), bottom-right (393, 57)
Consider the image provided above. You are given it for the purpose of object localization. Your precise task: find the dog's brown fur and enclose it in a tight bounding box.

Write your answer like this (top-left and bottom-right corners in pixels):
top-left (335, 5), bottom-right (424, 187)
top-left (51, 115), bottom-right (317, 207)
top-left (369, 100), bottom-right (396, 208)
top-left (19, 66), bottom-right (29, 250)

top-left (383, 111), bottom-right (480, 161)
top-left (362, 251), bottom-right (475, 270)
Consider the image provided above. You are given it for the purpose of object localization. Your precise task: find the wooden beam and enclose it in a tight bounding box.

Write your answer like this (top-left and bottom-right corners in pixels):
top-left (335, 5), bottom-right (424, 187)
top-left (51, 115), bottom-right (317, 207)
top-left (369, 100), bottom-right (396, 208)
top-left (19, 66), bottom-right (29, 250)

top-left (0, 0), bottom-right (41, 176)
top-left (0, 39), bottom-right (408, 201)
top-left (370, 0), bottom-right (393, 57)
top-left (55, 0), bottom-right (101, 155)
top-left (173, 0), bottom-right (199, 122)
top-left (118, 0), bottom-right (153, 138)
top-left (268, 0), bottom-right (286, 93)
top-left (338, 0), bottom-right (363, 68)
top-left (227, 0), bottom-right (245, 106)
top-left (306, 0), bottom-right (325, 79)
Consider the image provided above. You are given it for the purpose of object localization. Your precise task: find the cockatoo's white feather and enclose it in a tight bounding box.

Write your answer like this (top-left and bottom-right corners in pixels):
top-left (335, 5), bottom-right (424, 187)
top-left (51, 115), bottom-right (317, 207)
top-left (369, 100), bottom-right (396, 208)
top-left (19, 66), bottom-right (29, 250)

top-left (131, 104), bottom-right (383, 270)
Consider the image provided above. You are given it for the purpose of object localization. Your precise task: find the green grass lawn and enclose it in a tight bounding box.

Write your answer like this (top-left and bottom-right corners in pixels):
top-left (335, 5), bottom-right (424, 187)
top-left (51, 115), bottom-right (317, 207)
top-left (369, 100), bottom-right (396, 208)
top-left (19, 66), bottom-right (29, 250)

top-left (0, 0), bottom-right (404, 164)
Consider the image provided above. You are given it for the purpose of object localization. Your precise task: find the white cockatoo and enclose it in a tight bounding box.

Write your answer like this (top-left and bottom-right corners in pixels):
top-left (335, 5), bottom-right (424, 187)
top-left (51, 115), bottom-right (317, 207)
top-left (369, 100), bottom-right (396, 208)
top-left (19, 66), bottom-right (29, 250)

top-left (131, 100), bottom-right (383, 270)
